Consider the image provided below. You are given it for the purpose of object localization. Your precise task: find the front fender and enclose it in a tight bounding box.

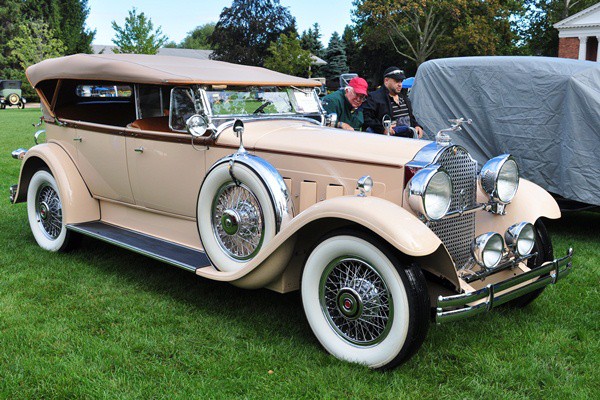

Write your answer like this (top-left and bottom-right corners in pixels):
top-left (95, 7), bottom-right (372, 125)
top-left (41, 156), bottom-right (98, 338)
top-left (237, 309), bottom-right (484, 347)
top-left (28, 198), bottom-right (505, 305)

top-left (475, 178), bottom-right (560, 235)
top-left (14, 143), bottom-right (100, 224)
top-left (196, 196), bottom-right (443, 288)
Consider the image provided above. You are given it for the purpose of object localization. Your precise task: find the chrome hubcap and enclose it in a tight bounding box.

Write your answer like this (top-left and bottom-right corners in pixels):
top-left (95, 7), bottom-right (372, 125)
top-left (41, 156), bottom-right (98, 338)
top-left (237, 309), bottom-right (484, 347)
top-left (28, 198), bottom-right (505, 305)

top-left (36, 184), bottom-right (62, 240)
top-left (320, 257), bottom-right (393, 346)
top-left (212, 183), bottom-right (264, 260)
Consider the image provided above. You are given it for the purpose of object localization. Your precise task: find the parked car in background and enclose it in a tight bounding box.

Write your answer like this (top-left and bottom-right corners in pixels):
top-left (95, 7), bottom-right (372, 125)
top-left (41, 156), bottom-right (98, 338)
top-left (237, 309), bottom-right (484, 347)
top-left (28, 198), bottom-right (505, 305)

top-left (411, 56), bottom-right (600, 210)
top-left (9, 54), bottom-right (574, 369)
top-left (0, 79), bottom-right (26, 109)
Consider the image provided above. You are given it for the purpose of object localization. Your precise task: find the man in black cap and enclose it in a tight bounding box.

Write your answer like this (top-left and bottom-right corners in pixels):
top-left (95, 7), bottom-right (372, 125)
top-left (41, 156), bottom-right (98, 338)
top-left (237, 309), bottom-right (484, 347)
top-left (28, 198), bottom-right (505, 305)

top-left (362, 66), bottom-right (423, 138)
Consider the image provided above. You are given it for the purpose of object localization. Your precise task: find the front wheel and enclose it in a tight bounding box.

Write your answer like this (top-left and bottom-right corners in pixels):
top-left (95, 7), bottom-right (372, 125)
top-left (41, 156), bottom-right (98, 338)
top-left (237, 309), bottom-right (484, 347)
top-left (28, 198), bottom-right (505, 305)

top-left (301, 231), bottom-right (430, 369)
top-left (27, 170), bottom-right (74, 252)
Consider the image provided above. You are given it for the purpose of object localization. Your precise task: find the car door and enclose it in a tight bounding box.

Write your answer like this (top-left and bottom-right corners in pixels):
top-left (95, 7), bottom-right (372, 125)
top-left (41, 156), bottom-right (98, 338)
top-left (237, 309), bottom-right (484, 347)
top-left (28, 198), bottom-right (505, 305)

top-left (125, 135), bottom-right (207, 217)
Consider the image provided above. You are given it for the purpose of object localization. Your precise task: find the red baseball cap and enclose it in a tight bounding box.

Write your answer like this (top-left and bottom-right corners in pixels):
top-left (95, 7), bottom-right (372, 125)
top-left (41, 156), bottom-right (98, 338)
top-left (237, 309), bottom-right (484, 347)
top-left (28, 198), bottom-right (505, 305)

top-left (348, 77), bottom-right (368, 96)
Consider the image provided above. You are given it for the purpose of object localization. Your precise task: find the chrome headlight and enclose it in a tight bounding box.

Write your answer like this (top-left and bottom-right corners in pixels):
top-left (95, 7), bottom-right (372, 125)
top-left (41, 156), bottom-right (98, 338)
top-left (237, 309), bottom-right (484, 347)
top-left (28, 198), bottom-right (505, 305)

top-left (480, 154), bottom-right (519, 204)
top-left (505, 222), bottom-right (535, 256)
top-left (408, 166), bottom-right (452, 221)
top-left (471, 232), bottom-right (504, 269)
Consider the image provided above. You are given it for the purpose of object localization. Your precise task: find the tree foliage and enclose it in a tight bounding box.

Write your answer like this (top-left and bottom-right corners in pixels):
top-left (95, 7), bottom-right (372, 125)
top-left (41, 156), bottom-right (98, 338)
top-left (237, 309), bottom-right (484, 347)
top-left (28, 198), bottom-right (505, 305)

top-left (300, 23), bottom-right (325, 76)
top-left (111, 8), bottom-right (168, 54)
top-left (322, 32), bottom-right (349, 80)
top-left (518, 0), bottom-right (599, 56)
top-left (209, 0), bottom-right (296, 66)
top-left (264, 33), bottom-right (313, 76)
top-left (180, 23), bottom-right (216, 49)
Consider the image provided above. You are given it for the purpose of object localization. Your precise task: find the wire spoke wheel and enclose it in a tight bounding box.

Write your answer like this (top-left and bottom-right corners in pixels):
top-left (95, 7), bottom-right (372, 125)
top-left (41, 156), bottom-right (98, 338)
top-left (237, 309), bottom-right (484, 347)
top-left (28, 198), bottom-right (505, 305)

top-left (211, 182), bottom-right (264, 260)
top-left (320, 257), bottom-right (393, 346)
top-left (35, 183), bottom-right (63, 240)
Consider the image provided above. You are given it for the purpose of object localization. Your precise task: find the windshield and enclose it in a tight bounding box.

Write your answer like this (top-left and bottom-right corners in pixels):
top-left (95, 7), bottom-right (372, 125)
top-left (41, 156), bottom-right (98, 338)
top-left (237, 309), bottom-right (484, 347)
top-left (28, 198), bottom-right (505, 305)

top-left (205, 86), bottom-right (321, 119)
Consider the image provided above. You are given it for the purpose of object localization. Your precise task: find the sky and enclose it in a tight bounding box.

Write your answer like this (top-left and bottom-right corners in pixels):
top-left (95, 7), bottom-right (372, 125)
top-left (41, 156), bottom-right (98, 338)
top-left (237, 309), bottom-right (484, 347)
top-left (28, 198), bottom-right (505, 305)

top-left (87, 0), bottom-right (354, 47)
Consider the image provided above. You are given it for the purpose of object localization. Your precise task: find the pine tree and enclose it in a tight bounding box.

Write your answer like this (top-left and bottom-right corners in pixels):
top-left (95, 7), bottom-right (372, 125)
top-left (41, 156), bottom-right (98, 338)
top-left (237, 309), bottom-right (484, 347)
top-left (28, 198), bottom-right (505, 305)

top-left (322, 32), bottom-right (348, 81)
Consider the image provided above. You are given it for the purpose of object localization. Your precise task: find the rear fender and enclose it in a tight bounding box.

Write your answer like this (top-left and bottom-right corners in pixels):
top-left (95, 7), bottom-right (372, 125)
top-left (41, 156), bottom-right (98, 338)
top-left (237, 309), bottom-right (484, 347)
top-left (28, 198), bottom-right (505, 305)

top-left (13, 143), bottom-right (100, 223)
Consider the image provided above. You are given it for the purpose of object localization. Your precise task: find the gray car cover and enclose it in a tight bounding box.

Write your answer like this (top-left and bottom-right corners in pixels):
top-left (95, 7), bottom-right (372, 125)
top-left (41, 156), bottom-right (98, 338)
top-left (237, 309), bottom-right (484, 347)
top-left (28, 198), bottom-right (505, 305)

top-left (410, 56), bottom-right (600, 207)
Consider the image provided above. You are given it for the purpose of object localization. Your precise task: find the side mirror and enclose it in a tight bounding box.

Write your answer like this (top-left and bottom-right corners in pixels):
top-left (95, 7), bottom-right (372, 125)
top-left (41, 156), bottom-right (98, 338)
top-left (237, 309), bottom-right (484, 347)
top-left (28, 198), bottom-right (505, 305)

top-left (233, 119), bottom-right (247, 153)
top-left (186, 114), bottom-right (209, 137)
top-left (382, 115), bottom-right (392, 135)
top-left (325, 112), bottom-right (338, 127)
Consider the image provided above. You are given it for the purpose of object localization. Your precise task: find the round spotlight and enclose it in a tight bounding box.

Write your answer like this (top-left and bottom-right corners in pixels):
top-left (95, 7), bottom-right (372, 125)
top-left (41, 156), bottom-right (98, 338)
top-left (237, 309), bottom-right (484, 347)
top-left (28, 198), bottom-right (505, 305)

top-left (471, 232), bottom-right (504, 269)
top-left (505, 222), bottom-right (535, 257)
top-left (357, 175), bottom-right (373, 196)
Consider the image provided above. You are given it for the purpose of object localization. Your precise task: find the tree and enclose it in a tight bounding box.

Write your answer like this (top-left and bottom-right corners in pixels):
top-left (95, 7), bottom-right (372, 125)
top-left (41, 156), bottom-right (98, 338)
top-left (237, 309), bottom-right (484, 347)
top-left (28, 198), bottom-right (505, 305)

top-left (300, 23), bottom-right (325, 57)
top-left (19, 0), bottom-right (94, 54)
top-left (518, 0), bottom-right (599, 56)
top-left (342, 25), bottom-right (360, 73)
top-left (111, 8), bottom-right (168, 54)
top-left (180, 23), bottom-right (215, 49)
top-left (7, 20), bottom-right (66, 100)
top-left (209, 0), bottom-right (296, 66)
top-left (264, 33), bottom-right (313, 76)
top-left (322, 32), bottom-right (348, 81)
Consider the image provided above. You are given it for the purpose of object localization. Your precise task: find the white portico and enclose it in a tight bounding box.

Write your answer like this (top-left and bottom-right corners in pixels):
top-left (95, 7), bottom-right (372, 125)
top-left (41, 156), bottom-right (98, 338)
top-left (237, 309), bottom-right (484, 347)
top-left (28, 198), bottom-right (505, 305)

top-left (555, 3), bottom-right (600, 62)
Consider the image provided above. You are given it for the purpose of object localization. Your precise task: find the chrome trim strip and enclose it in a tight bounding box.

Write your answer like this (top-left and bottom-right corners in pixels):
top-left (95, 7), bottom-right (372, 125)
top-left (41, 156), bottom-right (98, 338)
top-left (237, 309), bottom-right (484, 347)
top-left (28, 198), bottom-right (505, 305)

top-left (67, 224), bottom-right (202, 273)
top-left (436, 248), bottom-right (574, 323)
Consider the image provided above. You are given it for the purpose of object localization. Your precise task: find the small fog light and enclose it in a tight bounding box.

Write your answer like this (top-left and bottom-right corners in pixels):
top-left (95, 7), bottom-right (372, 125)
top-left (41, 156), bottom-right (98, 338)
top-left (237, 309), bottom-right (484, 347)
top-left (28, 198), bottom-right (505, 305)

top-left (357, 175), bottom-right (373, 197)
top-left (471, 232), bottom-right (504, 269)
top-left (505, 222), bottom-right (535, 257)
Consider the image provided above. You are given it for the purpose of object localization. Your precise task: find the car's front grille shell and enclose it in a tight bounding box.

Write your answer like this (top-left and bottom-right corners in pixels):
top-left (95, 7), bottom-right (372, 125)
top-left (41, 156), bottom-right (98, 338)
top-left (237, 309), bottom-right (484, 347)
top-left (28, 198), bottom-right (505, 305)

top-left (428, 146), bottom-right (478, 268)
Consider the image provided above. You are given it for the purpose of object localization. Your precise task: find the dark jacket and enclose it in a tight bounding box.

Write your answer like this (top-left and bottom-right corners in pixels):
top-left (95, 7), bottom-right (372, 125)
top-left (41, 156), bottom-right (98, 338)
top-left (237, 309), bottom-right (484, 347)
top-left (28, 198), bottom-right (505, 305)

top-left (362, 86), bottom-right (420, 135)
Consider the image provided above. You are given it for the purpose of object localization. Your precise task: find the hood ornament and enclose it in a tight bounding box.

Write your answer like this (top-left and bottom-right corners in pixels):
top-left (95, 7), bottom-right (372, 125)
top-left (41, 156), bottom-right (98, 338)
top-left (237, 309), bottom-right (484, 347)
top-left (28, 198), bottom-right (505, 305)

top-left (436, 118), bottom-right (472, 146)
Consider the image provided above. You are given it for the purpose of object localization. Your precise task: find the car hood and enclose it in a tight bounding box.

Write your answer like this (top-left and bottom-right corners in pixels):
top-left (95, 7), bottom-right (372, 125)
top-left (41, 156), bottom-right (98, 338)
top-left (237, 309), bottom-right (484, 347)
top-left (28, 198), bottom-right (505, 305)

top-left (216, 119), bottom-right (430, 167)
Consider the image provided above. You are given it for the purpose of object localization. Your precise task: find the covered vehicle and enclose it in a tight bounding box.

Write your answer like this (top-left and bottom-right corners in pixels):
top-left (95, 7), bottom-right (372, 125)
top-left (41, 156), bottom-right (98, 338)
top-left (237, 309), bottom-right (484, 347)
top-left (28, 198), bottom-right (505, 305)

top-left (0, 79), bottom-right (26, 109)
top-left (411, 56), bottom-right (600, 208)
top-left (8, 54), bottom-right (574, 370)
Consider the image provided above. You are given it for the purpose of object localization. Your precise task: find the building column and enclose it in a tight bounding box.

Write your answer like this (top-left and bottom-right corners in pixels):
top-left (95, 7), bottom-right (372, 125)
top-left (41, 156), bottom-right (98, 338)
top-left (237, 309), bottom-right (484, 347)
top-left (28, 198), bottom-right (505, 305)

top-left (597, 36), bottom-right (600, 62)
top-left (578, 36), bottom-right (588, 60)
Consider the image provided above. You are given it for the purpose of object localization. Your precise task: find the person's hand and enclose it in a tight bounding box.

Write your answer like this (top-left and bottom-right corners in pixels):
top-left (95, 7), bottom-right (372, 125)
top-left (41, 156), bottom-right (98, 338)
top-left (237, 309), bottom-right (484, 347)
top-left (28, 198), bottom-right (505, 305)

top-left (338, 122), bottom-right (355, 131)
top-left (415, 126), bottom-right (424, 138)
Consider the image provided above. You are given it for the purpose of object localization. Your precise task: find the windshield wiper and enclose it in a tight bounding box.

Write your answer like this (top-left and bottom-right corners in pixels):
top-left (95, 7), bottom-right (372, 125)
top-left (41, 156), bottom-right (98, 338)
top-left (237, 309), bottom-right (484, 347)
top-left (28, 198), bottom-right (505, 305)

top-left (253, 99), bottom-right (273, 114)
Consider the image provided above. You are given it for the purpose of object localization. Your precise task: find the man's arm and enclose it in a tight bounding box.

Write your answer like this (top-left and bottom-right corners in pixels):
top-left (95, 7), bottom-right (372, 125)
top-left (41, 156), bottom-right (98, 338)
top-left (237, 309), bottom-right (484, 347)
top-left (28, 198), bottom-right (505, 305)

top-left (362, 93), bottom-right (384, 134)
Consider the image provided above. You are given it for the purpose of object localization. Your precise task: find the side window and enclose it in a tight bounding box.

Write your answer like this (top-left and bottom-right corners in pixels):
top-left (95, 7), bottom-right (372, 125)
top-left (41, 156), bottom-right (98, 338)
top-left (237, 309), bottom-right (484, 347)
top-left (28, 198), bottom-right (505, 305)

top-left (136, 85), bottom-right (164, 119)
top-left (169, 87), bottom-right (197, 132)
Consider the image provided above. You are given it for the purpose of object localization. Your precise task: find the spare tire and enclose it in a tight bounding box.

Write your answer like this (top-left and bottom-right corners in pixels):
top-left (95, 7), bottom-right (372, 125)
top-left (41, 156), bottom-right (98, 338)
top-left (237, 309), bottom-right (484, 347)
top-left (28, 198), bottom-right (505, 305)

top-left (197, 160), bottom-right (278, 272)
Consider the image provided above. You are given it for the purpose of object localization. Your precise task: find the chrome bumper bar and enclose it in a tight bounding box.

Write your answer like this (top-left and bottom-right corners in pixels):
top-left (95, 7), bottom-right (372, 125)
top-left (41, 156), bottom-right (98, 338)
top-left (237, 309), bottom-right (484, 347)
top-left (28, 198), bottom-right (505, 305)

top-left (436, 248), bottom-right (574, 324)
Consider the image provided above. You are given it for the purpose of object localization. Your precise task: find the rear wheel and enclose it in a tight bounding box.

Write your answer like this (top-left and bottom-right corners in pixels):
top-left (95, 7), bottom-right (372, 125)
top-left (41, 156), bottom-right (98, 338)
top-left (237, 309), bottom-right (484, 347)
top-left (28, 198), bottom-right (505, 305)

top-left (506, 220), bottom-right (553, 308)
top-left (27, 170), bottom-right (74, 252)
top-left (301, 231), bottom-right (430, 369)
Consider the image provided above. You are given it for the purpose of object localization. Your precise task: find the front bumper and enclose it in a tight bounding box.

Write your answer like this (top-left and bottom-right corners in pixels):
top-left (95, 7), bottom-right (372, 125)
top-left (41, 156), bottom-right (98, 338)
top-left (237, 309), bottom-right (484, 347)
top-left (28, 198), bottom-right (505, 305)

top-left (436, 248), bottom-right (573, 323)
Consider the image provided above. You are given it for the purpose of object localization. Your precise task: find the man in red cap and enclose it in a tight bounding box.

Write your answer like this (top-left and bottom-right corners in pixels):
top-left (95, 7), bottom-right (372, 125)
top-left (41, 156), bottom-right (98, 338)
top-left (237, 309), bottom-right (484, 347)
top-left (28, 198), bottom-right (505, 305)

top-left (321, 76), bottom-right (368, 131)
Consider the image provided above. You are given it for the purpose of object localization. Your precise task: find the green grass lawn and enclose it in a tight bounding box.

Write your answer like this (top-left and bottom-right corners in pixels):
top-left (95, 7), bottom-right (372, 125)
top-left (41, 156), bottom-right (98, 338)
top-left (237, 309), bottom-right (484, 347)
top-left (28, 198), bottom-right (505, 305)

top-left (1, 108), bottom-right (598, 399)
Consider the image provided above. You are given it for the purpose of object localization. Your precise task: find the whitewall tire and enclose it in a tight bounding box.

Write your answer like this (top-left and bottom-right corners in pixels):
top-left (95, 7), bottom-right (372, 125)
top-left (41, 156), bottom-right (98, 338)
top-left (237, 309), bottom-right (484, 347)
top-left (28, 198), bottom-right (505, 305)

top-left (27, 170), bottom-right (73, 252)
top-left (301, 231), bottom-right (429, 369)
top-left (197, 162), bottom-right (277, 272)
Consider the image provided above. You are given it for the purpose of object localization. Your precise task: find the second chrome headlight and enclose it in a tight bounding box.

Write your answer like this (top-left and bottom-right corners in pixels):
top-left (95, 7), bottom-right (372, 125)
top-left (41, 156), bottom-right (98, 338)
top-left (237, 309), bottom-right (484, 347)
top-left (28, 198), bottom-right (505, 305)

top-left (408, 166), bottom-right (453, 221)
top-left (480, 154), bottom-right (519, 204)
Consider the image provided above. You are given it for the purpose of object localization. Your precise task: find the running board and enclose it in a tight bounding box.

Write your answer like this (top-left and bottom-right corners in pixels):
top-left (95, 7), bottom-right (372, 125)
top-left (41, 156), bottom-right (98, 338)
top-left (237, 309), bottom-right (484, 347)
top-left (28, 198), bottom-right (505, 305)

top-left (67, 222), bottom-right (211, 273)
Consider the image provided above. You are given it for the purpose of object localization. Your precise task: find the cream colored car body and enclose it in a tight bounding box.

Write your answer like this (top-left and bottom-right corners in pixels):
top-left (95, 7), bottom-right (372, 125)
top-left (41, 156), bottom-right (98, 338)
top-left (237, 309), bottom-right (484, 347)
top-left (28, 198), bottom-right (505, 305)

top-left (11, 54), bottom-right (574, 368)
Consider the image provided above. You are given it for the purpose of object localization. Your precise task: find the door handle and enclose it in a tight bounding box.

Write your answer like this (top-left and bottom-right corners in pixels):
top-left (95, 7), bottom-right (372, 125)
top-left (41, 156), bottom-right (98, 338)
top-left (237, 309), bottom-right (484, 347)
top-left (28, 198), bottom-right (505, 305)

top-left (134, 146), bottom-right (144, 153)
top-left (73, 137), bottom-right (82, 142)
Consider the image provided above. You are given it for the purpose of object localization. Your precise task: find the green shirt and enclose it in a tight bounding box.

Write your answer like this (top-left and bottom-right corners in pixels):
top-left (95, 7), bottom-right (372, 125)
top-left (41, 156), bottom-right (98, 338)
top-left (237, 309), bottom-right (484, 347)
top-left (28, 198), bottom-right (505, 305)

top-left (322, 90), bottom-right (364, 131)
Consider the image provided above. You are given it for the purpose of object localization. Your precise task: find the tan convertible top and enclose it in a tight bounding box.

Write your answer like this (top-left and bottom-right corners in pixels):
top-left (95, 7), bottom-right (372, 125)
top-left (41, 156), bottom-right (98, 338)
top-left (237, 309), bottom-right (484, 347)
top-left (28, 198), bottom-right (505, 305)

top-left (26, 53), bottom-right (321, 88)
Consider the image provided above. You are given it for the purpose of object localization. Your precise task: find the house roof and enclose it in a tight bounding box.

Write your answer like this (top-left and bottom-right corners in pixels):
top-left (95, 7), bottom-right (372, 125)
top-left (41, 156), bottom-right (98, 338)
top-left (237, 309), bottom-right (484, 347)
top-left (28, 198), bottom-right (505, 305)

top-left (26, 53), bottom-right (321, 88)
top-left (554, 3), bottom-right (600, 29)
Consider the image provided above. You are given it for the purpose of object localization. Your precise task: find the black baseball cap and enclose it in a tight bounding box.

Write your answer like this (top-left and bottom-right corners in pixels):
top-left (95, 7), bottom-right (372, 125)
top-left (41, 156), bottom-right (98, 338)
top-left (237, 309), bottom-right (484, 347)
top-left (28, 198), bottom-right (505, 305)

top-left (383, 66), bottom-right (406, 81)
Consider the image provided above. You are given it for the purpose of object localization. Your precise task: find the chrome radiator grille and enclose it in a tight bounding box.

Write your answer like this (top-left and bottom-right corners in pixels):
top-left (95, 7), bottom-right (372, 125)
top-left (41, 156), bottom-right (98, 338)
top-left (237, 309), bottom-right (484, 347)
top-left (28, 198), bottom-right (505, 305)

top-left (428, 146), bottom-right (478, 268)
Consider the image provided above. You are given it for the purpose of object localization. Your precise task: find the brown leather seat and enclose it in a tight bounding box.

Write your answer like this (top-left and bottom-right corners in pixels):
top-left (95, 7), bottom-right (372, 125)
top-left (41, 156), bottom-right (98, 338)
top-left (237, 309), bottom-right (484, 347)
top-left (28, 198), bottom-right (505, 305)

top-left (128, 116), bottom-right (171, 132)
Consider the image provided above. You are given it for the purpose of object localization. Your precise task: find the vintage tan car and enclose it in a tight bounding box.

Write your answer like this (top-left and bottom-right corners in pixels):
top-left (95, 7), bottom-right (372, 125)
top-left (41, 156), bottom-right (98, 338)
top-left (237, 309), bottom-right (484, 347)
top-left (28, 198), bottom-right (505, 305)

top-left (9, 54), bottom-right (573, 370)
